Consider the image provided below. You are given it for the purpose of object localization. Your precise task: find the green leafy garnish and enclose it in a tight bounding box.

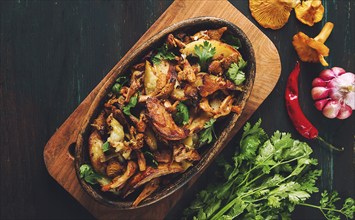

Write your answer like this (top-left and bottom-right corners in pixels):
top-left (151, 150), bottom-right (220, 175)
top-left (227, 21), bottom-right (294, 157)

top-left (112, 76), bottom-right (129, 95)
top-left (144, 151), bottom-right (158, 168)
top-left (79, 164), bottom-right (102, 185)
top-left (199, 119), bottom-right (217, 145)
top-left (152, 43), bottom-right (176, 64)
top-left (183, 119), bottom-right (355, 220)
top-left (298, 191), bottom-right (355, 220)
top-left (226, 58), bottom-right (247, 85)
top-left (101, 141), bottom-right (110, 153)
top-left (194, 41), bottom-right (216, 70)
top-left (222, 34), bottom-right (242, 50)
top-left (123, 94), bottom-right (138, 116)
top-left (173, 102), bottom-right (189, 126)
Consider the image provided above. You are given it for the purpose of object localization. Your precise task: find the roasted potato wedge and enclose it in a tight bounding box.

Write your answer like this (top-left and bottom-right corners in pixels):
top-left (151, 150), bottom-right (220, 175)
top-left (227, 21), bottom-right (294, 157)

top-left (181, 39), bottom-right (241, 60)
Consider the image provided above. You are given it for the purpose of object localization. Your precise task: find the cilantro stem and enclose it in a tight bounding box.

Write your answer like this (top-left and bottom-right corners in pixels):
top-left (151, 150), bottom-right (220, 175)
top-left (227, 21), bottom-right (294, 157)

top-left (298, 203), bottom-right (347, 217)
top-left (210, 196), bottom-right (240, 220)
top-left (249, 197), bottom-right (268, 203)
top-left (236, 167), bottom-right (251, 188)
top-left (237, 152), bottom-right (304, 189)
top-left (316, 136), bottom-right (344, 152)
top-left (211, 185), bottom-right (266, 220)
top-left (245, 154), bottom-right (308, 187)
top-left (236, 154), bottom-right (275, 188)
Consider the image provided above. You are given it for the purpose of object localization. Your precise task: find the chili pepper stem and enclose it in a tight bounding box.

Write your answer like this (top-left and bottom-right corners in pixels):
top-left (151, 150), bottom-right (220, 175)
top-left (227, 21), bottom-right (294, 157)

top-left (316, 136), bottom-right (344, 151)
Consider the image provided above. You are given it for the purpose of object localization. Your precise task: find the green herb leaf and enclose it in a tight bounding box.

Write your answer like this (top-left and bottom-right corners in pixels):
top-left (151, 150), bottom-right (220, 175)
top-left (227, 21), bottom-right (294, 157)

top-left (288, 191), bottom-right (311, 204)
top-left (239, 118), bottom-right (268, 161)
top-left (314, 191), bottom-right (355, 220)
top-left (222, 34), bottom-right (242, 50)
top-left (342, 198), bottom-right (355, 219)
top-left (225, 198), bottom-right (248, 218)
top-left (226, 58), bottom-right (247, 86)
top-left (194, 41), bottom-right (216, 70)
top-left (152, 43), bottom-right (176, 64)
top-left (298, 169), bottom-right (322, 194)
top-left (199, 118), bottom-right (217, 145)
top-left (183, 119), bottom-right (355, 220)
top-left (79, 164), bottom-right (102, 185)
top-left (102, 141), bottom-right (110, 153)
top-left (112, 76), bottom-right (129, 95)
top-left (123, 94), bottom-right (138, 116)
top-left (173, 102), bottom-right (189, 126)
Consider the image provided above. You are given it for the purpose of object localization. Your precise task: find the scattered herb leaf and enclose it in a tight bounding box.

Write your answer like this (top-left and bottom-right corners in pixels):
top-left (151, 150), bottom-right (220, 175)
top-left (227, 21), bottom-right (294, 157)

top-left (173, 102), bottom-right (190, 126)
top-left (194, 41), bottom-right (216, 70)
top-left (199, 119), bottom-right (217, 145)
top-left (112, 76), bottom-right (129, 95)
top-left (79, 164), bottom-right (102, 185)
top-left (102, 141), bottom-right (110, 153)
top-left (222, 34), bottom-right (242, 50)
top-left (152, 43), bottom-right (176, 64)
top-left (123, 94), bottom-right (138, 116)
top-left (226, 58), bottom-right (247, 86)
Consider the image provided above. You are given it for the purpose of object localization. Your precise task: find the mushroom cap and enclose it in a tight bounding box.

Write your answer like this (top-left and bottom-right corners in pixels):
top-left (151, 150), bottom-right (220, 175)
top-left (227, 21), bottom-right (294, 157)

top-left (249, 0), bottom-right (296, 30)
top-left (292, 32), bottom-right (329, 66)
top-left (295, 0), bottom-right (324, 26)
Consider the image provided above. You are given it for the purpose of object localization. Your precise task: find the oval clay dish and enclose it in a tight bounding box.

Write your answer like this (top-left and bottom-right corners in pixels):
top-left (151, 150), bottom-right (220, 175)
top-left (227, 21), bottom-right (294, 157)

top-left (75, 16), bottom-right (256, 209)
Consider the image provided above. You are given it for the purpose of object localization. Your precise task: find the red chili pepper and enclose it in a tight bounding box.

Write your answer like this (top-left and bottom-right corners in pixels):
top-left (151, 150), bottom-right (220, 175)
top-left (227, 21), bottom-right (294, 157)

top-left (285, 62), bottom-right (344, 151)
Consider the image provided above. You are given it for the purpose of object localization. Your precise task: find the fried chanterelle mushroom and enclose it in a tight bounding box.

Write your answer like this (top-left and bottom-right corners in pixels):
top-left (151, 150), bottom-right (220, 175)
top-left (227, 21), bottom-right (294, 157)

top-left (295, 0), bottom-right (324, 26)
top-left (292, 22), bottom-right (334, 66)
top-left (249, 0), bottom-right (298, 30)
top-left (79, 26), bottom-right (250, 207)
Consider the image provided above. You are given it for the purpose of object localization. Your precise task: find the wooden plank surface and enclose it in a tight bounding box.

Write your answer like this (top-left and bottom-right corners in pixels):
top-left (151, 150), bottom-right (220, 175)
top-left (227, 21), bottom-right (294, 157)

top-left (43, 0), bottom-right (281, 219)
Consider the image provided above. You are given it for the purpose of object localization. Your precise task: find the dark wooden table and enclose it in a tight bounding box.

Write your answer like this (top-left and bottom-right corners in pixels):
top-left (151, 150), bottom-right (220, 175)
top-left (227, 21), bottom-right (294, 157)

top-left (0, 1), bottom-right (353, 219)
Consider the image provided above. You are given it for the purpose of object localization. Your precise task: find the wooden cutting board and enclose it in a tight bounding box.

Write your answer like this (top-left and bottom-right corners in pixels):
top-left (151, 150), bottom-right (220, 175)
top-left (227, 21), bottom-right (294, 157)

top-left (43, 0), bottom-right (281, 219)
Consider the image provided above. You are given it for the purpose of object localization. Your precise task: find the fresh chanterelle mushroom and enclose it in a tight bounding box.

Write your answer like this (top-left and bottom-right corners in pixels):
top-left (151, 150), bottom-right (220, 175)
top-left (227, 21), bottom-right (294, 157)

top-left (249, 0), bottom-right (298, 30)
top-left (292, 22), bottom-right (334, 66)
top-left (295, 0), bottom-right (324, 26)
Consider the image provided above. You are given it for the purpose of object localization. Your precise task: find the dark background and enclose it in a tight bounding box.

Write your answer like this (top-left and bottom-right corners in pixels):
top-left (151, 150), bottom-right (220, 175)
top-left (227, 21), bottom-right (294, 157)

top-left (0, 0), bottom-right (353, 219)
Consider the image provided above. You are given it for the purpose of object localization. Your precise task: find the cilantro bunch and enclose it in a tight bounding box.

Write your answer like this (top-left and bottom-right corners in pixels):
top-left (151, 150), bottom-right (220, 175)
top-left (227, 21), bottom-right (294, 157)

top-left (183, 119), bottom-right (354, 220)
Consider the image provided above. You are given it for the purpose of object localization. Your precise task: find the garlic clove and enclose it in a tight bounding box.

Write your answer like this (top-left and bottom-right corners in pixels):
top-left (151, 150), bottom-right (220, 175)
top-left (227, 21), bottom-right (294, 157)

top-left (330, 67), bottom-right (346, 77)
top-left (311, 86), bottom-right (329, 100)
top-left (312, 77), bottom-right (327, 87)
top-left (322, 100), bottom-right (341, 118)
top-left (314, 98), bottom-right (329, 111)
top-left (336, 104), bottom-right (352, 119)
top-left (319, 68), bottom-right (336, 80)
